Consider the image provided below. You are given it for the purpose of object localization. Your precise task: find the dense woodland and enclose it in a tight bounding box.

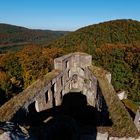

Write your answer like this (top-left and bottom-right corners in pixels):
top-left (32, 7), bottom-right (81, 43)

top-left (0, 23), bottom-right (69, 53)
top-left (0, 19), bottom-right (140, 106)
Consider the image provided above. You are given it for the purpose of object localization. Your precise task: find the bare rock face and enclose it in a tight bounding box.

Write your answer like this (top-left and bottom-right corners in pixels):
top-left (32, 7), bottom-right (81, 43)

top-left (0, 122), bottom-right (29, 140)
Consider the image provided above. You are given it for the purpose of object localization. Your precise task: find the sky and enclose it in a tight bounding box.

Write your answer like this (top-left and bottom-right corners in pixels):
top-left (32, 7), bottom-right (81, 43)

top-left (0, 0), bottom-right (140, 31)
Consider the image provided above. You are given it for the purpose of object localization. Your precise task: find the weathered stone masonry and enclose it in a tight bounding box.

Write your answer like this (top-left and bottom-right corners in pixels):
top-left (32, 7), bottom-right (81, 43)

top-left (0, 53), bottom-right (99, 121)
top-left (54, 52), bottom-right (97, 107)
top-left (0, 52), bottom-right (139, 139)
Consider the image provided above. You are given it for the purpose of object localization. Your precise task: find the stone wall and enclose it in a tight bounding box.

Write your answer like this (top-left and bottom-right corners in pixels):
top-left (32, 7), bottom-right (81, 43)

top-left (0, 70), bottom-right (61, 122)
top-left (89, 66), bottom-right (139, 137)
top-left (0, 52), bottom-right (97, 122)
top-left (0, 52), bottom-right (139, 139)
top-left (54, 52), bottom-right (97, 106)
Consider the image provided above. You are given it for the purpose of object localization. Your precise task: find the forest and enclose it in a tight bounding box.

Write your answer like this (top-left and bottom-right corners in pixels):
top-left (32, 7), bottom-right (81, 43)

top-left (0, 19), bottom-right (140, 106)
top-left (0, 23), bottom-right (69, 53)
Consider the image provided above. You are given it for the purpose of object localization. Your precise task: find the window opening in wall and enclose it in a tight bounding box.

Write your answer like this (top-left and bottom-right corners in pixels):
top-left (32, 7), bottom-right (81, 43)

top-left (72, 74), bottom-right (78, 83)
top-left (45, 90), bottom-right (49, 103)
top-left (51, 84), bottom-right (55, 107)
top-left (60, 91), bottom-right (63, 100)
top-left (28, 101), bottom-right (36, 113)
top-left (68, 69), bottom-right (71, 78)
top-left (66, 60), bottom-right (70, 69)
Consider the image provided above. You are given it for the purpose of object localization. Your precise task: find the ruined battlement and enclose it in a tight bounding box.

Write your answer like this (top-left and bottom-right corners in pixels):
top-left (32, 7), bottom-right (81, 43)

top-left (0, 52), bottom-right (139, 139)
top-left (54, 52), bottom-right (92, 70)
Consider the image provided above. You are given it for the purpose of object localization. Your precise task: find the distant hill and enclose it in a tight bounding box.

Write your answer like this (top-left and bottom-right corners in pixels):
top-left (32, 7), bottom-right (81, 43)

top-left (0, 23), bottom-right (70, 47)
top-left (49, 19), bottom-right (140, 50)
top-left (0, 19), bottom-right (140, 105)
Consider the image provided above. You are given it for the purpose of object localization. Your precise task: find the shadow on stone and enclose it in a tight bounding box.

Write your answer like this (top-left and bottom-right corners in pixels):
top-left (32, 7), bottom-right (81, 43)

top-left (27, 92), bottom-right (99, 140)
top-left (10, 92), bottom-right (113, 139)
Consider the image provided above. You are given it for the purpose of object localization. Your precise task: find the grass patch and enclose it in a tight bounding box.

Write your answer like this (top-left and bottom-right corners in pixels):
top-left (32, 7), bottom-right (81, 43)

top-left (122, 99), bottom-right (139, 114)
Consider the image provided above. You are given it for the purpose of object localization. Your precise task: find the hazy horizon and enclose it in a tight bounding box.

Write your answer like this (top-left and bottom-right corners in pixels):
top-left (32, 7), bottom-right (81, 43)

top-left (0, 0), bottom-right (140, 31)
top-left (1, 18), bottom-right (140, 32)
